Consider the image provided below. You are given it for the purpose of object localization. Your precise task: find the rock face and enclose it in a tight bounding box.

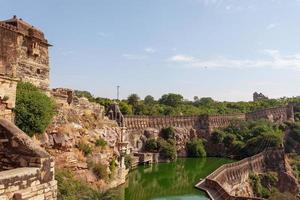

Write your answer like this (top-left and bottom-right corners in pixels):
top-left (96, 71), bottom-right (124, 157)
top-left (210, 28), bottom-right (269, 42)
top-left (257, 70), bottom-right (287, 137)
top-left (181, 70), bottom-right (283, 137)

top-left (37, 91), bottom-right (127, 190)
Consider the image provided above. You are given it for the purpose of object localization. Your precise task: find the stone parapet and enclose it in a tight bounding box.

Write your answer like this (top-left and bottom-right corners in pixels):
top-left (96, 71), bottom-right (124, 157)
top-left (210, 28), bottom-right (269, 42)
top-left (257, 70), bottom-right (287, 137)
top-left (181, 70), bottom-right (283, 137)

top-left (0, 119), bottom-right (57, 199)
top-left (196, 148), bottom-right (287, 199)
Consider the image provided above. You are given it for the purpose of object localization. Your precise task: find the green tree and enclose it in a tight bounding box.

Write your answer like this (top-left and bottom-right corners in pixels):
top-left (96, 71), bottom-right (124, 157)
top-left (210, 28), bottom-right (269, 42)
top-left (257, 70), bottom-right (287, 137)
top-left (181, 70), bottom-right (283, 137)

top-left (159, 93), bottom-right (183, 107)
top-left (127, 94), bottom-right (140, 107)
top-left (15, 82), bottom-right (56, 136)
top-left (144, 95), bottom-right (155, 105)
top-left (160, 127), bottom-right (175, 140)
top-left (186, 139), bottom-right (206, 157)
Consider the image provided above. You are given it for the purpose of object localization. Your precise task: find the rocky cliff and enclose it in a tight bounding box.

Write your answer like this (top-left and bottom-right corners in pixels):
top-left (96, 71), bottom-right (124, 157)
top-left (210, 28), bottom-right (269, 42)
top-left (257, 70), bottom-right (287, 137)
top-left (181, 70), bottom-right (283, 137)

top-left (35, 90), bottom-right (127, 191)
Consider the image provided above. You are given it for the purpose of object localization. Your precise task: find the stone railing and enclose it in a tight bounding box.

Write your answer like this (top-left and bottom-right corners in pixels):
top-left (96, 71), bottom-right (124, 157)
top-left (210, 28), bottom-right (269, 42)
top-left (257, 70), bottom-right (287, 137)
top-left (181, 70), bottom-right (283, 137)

top-left (196, 148), bottom-right (286, 200)
top-left (0, 118), bottom-right (57, 199)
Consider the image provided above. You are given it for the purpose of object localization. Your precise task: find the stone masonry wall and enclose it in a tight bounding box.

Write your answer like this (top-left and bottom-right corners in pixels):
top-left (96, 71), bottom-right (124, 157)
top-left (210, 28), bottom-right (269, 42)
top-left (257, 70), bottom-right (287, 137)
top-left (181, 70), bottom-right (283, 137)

top-left (246, 105), bottom-right (294, 123)
top-left (196, 148), bottom-right (294, 199)
top-left (0, 119), bottom-right (57, 199)
top-left (0, 16), bottom-right (51, 92)
top-left (123, 105), bottom-right (293, 134)
top-left (0, 76), bottom-right (17, 122)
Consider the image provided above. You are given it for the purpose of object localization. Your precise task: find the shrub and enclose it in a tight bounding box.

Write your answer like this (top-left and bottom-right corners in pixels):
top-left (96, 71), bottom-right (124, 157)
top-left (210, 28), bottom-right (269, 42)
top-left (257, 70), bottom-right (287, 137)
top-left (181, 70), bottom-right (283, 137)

top-left (144, 138), bottom-right (158, 152)
top-left (109, 159), bottom-right (116, 178)
top-left (211, 130), bottom-right (225, 144)
top-left (186, 139), bottom-right (206, 157)
top-left (15, 82), bottom-right (56, 136)
top-left (91, 162), bottom-right (109, 180)
top-left (56, 169), bottom-right (114, 200)
top-left (77, 142), bottom-right (93, 156)
top-left (125, 154), bottom-right (133, 169)
top-left (160, 127), bottom-right (175, 140)
top-left (223, 134), bottom-right (236, 148)
top-left (95, 138), bottom-right (107, 147)
top-left (158, 138), bottom-right (177, 161)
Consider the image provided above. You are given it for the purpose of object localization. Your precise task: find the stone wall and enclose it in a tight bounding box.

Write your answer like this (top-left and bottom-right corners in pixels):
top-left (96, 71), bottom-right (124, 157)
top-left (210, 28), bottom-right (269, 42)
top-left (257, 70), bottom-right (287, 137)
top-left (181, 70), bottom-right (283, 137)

top-left (0, 16), bottom-right (51, 91)
top-left (196, 148), bottom-right (298, 199)
top-left (0, 76), bottom-right (17, 122)
top-left (246, 105), bottom-right (294, 123)
top-left (123, 105), bottom-right (294, 133)
top-left (124, 115), bottom-right (201, 130)
top-left (0, 118), bottom-right (57, 199)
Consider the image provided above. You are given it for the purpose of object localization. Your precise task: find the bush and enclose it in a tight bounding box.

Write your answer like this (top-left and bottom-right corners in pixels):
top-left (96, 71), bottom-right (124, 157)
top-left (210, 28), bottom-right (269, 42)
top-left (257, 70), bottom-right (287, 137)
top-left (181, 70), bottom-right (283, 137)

top-left (186, 139), bottom-right (206, 157)
top-left (144, 138), bottom-right (158, 152)
top-left (91, 162), bottom-right (109, 180)
top-left (77, 142), bottom-right (93, 156)
top-left (160, 127), bottom-right (175, 140)
top-left (157, 138), bottom-right (177, 161)
top-left (15, 82), bottom-right (56, 136)
top-left (95, 138), bottom-right (107, 147)
top-left (223, 134), bottom-right (236, 148)
top-left (125, 154), bottom-right (133, 169)
top-left (109, 159), bottom-right (116, 178)
top-left (211, 130), bottom-right (225, 144)
top-left (56, 169), bottom-right (113, 200)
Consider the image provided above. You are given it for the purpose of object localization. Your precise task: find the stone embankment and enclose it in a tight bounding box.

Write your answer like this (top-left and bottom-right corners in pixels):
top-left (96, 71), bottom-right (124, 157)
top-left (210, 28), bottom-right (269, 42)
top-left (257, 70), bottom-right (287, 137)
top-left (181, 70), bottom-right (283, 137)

top-left (195, 148), bottom-right (299, 200)
top-left (0, 119), bottom-right (57, 200)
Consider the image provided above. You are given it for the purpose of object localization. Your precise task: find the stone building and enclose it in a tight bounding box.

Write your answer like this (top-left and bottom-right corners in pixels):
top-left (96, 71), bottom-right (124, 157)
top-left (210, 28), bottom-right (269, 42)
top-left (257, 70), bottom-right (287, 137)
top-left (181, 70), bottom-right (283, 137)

top-left (0, 16), bottom-right (51, 122)
top-left (0, 16), bottom-right (51, 91)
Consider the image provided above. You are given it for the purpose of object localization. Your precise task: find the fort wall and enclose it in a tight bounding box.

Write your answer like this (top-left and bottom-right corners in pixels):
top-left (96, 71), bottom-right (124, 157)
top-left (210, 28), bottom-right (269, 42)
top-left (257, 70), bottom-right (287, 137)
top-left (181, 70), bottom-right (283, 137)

top-left (0, 119), bottom-right (57, 199)
top-left (196, 148), bottom-right (287, 199)
top-left (123, 105), bottom-right (293, 133)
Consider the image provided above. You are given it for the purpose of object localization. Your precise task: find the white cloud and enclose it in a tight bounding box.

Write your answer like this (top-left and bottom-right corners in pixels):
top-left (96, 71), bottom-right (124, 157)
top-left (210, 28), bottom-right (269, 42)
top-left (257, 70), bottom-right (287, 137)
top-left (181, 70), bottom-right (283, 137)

top-left (144, 47), bottom-right (156, 53)
top-left (266, 23), bottom-right (278, 30)
top-left (169, 55), bottom-right (196, 62)
top-left (122, 54), bottom-right (147, 60)
top-left (168, 50), bottom-right (300, 70)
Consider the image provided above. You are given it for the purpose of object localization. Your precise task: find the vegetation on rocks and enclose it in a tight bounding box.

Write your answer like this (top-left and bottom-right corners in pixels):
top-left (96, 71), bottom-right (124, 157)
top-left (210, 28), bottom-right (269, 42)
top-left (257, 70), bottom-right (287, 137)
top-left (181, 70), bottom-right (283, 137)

top-left (15, 82), bottom-right (56, 136)
top-left (186, 139), bottom-right (206, 158)
top-left (212, 120), bottom-right (284, 157)
top-left (249, 172), bottom-right (279, 199)
top-left (124, 154), bottom-right (133, 170)
top-left (56, 169), bottom-right (115, 200)
top-left (90, 161), bottom-right (109, 180)
top-left (77, 141), bottom-right (93, 156)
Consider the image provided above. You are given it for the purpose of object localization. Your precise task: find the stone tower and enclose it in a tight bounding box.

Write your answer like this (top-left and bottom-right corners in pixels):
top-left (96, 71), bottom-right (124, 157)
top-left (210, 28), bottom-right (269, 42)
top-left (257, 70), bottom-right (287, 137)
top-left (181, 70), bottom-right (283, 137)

top-left (0, 16), bottom-right (51, 121)
top-left (0, 15), bottom-right (51, 91)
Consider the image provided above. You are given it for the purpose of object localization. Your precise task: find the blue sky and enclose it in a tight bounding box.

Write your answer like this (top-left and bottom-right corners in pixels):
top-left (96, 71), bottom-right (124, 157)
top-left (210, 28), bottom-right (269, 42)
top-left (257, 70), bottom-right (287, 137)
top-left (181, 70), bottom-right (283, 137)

top-left (1, 0), bottom-right (300, 101)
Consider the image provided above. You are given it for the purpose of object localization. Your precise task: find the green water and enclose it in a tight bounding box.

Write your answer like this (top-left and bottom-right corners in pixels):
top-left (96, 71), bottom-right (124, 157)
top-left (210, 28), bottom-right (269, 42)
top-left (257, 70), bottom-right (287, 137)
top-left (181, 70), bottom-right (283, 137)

top-left (113, 157), bottom-right (232, 200)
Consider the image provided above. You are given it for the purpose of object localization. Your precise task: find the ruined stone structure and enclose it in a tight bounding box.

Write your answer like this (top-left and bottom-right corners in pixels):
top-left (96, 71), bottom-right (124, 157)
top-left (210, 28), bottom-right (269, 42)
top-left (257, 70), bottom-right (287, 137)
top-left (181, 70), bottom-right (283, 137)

top-left (253, 92), bottom-right (268, 102)
top-left (195, 148), bottom-right (299, 200)
top-left (0, 119), bottom-right (57, 199)
top-left (0, 16), bottom-right (51, 91)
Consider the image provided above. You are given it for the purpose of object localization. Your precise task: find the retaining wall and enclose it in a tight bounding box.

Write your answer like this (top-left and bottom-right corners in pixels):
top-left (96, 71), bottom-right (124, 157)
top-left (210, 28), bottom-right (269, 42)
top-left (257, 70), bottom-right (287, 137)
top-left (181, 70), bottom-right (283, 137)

top-left (0, 119), bottom-right (57, 200)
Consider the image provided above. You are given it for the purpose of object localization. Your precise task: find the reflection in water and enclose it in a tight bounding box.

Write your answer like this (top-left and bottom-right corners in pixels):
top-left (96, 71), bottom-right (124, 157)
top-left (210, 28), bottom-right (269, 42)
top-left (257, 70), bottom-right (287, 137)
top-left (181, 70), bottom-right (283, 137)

top-left (113, 158), bottom-right (232, 200)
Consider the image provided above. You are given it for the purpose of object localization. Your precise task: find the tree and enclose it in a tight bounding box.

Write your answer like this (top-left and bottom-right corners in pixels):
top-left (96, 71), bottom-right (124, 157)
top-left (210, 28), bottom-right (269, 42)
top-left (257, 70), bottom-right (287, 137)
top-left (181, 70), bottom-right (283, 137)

top-left (160, 127), bottom-right (175, 140)
top-left (159, 93), bottom-right (183, 107)
top-left (127, 94), bottom-right (140, 107)
top-left (186, 139), bottom-right (206, 157)
top-left (144, 95), bottom-right (155, 105)
top-left (15, 82), bottom-right (56, 136)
